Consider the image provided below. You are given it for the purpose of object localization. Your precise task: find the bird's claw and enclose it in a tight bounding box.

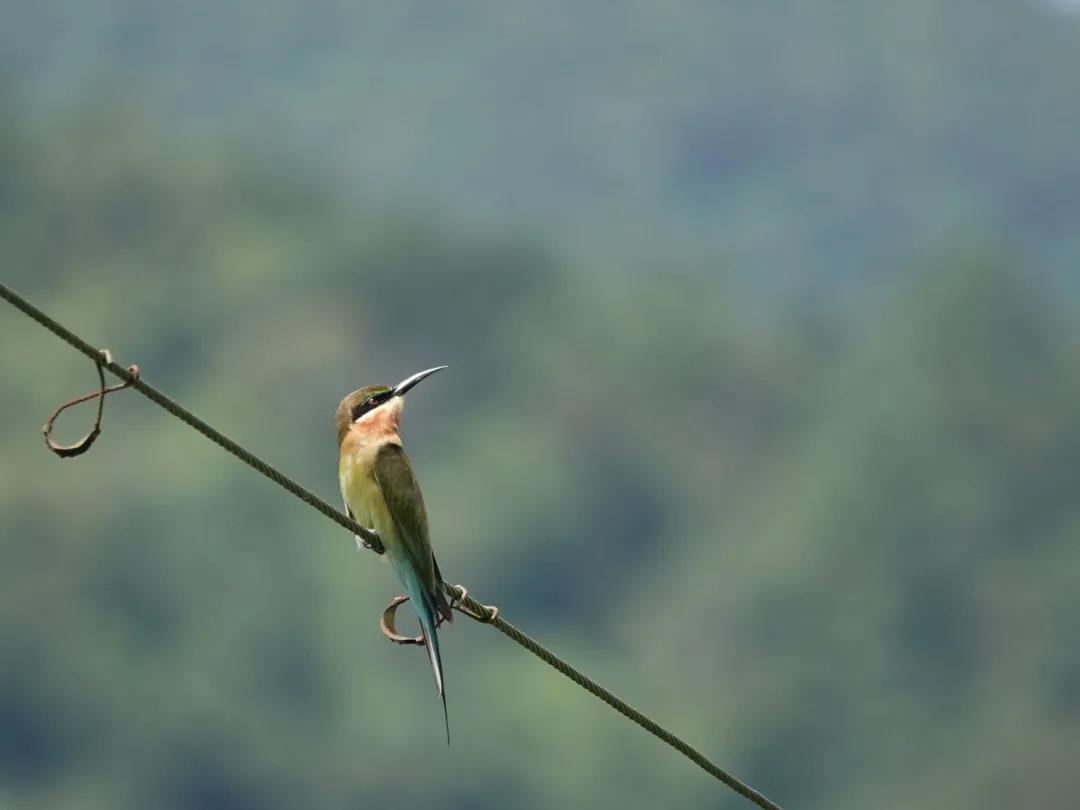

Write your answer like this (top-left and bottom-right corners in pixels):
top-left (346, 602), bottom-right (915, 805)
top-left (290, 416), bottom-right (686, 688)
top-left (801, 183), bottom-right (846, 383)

top-left (360, 530), bottom-right (385, 555)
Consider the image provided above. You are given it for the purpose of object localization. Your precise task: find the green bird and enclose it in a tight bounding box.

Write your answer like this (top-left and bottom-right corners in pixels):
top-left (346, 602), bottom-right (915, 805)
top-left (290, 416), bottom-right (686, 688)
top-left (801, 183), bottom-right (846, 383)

top-left (336, 366), bottom-right (455, 742)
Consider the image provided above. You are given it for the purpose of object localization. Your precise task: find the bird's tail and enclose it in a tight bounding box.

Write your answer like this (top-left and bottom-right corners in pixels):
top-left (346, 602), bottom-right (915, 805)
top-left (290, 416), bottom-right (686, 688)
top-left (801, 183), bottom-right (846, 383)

top-left (404, 571), bottom-right (450, 745)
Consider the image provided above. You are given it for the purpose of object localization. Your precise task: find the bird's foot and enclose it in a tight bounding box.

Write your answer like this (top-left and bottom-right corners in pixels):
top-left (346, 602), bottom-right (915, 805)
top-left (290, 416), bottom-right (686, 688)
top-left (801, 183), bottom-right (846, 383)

top-left (359, 530), bottom-right (385, 555)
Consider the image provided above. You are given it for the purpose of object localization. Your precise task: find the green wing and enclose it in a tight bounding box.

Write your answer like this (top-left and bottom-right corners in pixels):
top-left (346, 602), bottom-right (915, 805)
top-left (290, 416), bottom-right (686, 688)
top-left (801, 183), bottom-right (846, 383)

top-left (373, 443), bottom-right (438, 594)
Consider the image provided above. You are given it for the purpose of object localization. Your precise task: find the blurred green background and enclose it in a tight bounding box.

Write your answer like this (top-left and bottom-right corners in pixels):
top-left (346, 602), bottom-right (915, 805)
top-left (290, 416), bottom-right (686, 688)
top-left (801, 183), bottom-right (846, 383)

top-left (2, 3), bottom-right (1080, 808)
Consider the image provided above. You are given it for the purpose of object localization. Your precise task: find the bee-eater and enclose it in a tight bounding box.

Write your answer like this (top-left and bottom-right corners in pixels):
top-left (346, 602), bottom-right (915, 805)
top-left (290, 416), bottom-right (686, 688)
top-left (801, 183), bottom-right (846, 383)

top-left (336, 366), bottom-right (455, 742)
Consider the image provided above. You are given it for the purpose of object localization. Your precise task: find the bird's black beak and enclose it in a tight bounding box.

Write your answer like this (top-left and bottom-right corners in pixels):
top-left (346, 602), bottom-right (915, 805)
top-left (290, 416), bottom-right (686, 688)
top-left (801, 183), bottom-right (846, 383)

top-left (393, 366), bottom-right (447, 397)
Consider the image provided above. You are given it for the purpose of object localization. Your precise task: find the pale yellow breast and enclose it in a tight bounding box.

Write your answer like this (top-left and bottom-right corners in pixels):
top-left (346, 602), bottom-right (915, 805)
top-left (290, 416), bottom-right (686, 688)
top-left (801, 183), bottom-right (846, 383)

top-left (339, 429), bottom-right (402, 549)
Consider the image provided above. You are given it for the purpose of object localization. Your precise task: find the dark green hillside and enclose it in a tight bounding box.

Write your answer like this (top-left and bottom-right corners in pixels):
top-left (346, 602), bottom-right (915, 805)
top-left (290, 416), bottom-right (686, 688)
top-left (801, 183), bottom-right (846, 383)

top-left (2, 101), bottom-right (1078, 808)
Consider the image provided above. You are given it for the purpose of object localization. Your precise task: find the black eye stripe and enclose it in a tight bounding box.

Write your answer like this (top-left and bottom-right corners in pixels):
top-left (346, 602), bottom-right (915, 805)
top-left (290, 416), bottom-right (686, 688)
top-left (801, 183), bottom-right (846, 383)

top-left (351, 391), bottom-right (391, 421)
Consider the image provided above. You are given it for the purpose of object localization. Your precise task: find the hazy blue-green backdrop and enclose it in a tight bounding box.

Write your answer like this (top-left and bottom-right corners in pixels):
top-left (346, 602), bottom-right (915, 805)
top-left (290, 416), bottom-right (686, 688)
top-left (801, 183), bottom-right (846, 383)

top-left (2, 3), bottom-right (1079, 808)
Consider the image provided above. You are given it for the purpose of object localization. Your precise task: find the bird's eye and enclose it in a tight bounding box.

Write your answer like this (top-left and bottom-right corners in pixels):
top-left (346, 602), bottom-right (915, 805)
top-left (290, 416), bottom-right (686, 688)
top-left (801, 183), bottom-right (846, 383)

top-left (367, 397), bottom-right (379, 406)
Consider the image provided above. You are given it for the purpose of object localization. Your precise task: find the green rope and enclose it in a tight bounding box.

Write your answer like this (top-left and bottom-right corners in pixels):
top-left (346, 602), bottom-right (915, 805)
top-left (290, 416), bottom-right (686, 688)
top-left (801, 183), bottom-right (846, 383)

top-left (1, 280), bottom-right (783, 810)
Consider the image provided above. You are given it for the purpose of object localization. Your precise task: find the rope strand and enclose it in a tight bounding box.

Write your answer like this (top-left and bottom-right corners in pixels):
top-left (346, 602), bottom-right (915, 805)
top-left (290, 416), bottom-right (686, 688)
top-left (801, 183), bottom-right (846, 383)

top-left (1, 280), bottom-right (782, 810)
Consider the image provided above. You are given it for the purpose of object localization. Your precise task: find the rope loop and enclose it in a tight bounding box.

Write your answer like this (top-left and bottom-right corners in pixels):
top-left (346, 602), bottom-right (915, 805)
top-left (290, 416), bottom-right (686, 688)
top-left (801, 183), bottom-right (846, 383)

top-left (449, 584), bottom-right (500, 623)
top-left (41, 348), bottom-right (140, 458)
top-left (379, 585), bottom-right (501, 646)
top-left (379, 595), bottom-right (427, 645)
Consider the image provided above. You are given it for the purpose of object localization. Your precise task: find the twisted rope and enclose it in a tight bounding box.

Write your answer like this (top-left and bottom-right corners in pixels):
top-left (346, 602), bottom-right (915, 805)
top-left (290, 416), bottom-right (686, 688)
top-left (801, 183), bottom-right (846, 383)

top-left (1, 280), bottom-right (782, 810)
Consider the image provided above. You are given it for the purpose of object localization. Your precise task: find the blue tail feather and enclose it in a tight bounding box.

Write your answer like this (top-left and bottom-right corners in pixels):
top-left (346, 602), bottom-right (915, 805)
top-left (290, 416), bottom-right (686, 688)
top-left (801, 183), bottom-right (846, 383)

top-left (402, 568), bottom-right (450, 745)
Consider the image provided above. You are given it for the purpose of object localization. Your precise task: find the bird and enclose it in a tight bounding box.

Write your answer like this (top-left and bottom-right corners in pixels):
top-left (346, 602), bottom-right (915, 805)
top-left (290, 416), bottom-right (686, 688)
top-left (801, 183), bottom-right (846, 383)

top-left (336, 366), bottom-right (455, 743)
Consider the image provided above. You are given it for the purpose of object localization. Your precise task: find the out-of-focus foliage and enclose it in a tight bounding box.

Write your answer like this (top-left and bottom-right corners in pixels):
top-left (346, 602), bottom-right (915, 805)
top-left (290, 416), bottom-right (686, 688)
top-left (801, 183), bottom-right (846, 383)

top-left (3, 0), bottom-right (1080, 303)
top-left (1, 94), bottom-right (1079, 809)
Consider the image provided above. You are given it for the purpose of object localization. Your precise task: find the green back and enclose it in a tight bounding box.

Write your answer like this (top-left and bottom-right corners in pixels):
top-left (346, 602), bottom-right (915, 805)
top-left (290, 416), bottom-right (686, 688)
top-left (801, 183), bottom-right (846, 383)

top-left (373, 443), bottom-right (437, 595)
